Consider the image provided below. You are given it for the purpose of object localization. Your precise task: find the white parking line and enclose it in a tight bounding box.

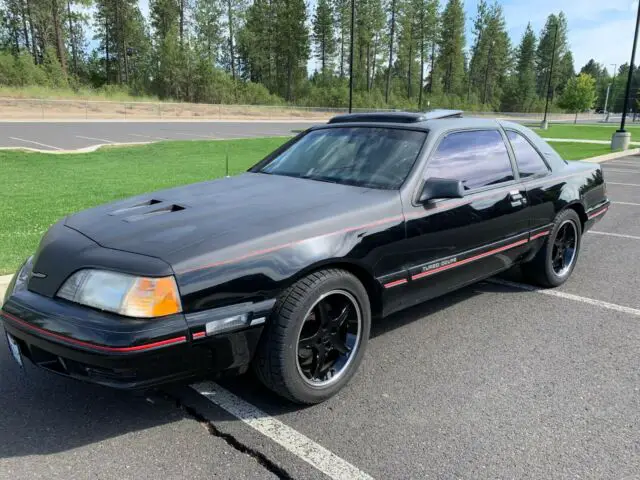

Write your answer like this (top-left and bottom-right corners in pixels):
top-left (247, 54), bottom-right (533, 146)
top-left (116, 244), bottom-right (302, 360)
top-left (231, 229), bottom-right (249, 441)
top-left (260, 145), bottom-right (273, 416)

top-left (76, 135), bottom-right (115, 143)
top-left (8, 137), bottom-right (62, 150)
top-left (128, 133), bottom-right (169, 140)
top-left (488, 278), bottom-right (640, 317)
top-left (589, 230), bottom-right (640, 240)
top-left (192, 381), bottom-right (375, 480)
top-left (173, 132), bottom-right (216, 139)
top-left (612, 201), bottom-right (640, 206)
top-left (607, 182), bottom-right (640, 187)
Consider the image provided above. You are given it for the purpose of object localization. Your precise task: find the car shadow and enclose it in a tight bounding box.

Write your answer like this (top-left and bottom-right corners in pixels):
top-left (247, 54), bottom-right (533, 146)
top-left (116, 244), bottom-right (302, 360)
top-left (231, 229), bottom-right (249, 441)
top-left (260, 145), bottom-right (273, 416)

top-left (0, 324), bottom-right (229, 459)
top-left (215, 280), bottom-right (501, 415)
top-left (0, 271), bottom-right (531, 458)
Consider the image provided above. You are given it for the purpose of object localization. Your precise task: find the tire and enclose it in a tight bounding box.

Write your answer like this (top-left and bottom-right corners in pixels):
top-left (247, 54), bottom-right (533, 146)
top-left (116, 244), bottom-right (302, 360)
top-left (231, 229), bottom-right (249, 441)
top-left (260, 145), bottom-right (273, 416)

top-left (522, 209), bottom-right (582, 287)
top-left (253, 269), bottom-right (371, 404)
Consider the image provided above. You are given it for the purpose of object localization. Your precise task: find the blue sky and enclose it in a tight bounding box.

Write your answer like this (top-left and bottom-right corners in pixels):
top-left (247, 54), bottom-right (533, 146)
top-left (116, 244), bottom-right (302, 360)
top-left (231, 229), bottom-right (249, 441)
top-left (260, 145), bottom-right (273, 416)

top-left (136, 0), bottom-right (638, 74)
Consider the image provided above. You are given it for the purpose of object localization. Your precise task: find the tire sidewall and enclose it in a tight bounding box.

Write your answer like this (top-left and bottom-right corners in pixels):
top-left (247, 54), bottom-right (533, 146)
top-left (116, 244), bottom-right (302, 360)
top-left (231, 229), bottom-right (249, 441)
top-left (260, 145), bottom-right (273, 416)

top-left (544, 210), bottom-right (582, 286)
top-left (280, 272), bottom-right (371, 403)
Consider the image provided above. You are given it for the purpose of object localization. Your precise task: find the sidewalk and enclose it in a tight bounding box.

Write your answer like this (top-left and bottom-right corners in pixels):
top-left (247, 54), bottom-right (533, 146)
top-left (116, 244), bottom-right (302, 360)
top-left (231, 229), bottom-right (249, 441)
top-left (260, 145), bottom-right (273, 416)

top-left (543, 137), bottom-right (640, 146)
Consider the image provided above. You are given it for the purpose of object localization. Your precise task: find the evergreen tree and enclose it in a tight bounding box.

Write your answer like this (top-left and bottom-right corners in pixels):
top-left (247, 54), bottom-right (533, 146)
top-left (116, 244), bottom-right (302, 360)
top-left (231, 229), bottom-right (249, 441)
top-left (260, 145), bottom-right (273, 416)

top-left (312, 0), bottom-right (336, 77)
top-left (503, 22), bottom-right (536, 111)
top-left (194, 0), bottom-right (224, 66)
top-left (436, 0), bottom-right (465, 95)
top-left (536, 11), bottom-right (568, 101)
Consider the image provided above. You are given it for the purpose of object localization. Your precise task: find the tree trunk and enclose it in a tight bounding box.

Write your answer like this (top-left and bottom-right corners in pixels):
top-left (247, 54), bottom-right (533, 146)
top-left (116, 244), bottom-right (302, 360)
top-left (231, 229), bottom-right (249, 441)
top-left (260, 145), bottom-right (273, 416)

top-left (115, 0), bottom-right (121, 84)
top-left (51, 0), bottom-right (67, 73)
top-left (385, 0), bottom-right (396, 103)
top-left (105, 15), bottom-right (110, 83)
top-left (371, 34), bottom-right (378, 90)
top-left (366, 43), bottom-right (370, 92)
top-left (574, 111), bottom-right (578, 124)
top-left (66, 0), bottom-right (77, 75)
top-left (26, 0), bottom-right (38, 63)
top-left (179, 0), bottom-right (184, 46)
top-left (407, 30), bottom-right (413, 99)
top-left (286, 58), bottom-right (293, 101)
top-left (322, 32), bottom-right (326, 76)
top-left (21, 0), bottom-right (31, 55)
top-left (429, 41), bottom-right (434, 93)
top-left (339, 22), bottom-right (345, 77)
top-left (227, 0), bottom-right (236, 81)
top-left (419, 31), bottom-right (424, 108)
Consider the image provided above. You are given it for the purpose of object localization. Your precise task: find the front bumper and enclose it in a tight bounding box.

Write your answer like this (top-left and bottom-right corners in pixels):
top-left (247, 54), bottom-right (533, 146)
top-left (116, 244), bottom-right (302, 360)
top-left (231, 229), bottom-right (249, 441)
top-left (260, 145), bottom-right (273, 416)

top-left (1, 282), bottom-right (272, 390)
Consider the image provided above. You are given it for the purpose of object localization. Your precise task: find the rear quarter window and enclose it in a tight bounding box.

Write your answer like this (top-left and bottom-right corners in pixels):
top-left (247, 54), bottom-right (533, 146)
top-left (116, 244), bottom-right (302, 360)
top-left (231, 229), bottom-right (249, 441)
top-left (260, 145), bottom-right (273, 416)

top-left (506, 130), bottom-right (550, 178)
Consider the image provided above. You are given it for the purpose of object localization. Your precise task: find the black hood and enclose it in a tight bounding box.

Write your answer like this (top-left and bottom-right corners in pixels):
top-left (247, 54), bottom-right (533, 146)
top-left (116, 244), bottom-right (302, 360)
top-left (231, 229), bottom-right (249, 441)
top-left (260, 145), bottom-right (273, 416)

top-left (64, 173), bottom-right (398, 266)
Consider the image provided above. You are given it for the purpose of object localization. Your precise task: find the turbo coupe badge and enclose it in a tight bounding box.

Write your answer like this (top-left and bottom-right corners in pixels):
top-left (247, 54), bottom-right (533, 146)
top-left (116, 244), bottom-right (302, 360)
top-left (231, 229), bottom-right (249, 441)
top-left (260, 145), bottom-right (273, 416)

top-left (422, 257), bottom-right (457, 273)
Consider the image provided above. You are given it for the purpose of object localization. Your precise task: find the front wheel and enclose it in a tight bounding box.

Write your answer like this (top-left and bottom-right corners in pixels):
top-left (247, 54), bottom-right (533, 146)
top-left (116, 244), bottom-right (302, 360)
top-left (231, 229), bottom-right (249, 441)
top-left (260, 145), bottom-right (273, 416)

top-left (522, 209), bottom-right (582, 287)
top-left (253, 269), bottom-right (371, 404)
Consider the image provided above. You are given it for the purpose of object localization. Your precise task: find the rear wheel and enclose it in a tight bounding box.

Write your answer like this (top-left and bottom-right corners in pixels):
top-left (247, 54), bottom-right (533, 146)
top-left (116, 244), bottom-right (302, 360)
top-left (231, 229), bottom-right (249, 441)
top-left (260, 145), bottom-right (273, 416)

top-left (522, 209), bottom-right (582, 287)
top-left (253, 269), bottom-right (371, 404)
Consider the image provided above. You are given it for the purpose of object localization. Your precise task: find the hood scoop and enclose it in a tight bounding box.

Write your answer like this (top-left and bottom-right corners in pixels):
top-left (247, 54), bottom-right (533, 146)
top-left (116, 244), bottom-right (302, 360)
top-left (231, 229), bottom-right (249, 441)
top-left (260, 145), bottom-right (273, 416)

top-left (108, 200), bottom-right (186, 223)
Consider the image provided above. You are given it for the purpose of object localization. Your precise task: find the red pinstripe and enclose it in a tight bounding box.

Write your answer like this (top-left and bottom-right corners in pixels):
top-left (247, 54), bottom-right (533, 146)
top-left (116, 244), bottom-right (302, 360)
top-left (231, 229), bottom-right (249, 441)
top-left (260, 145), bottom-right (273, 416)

top-left (530, 230), bottom-right (551, 241)
top-left (411, 238), bottom-right (529, 281)
top-left (1, 310), bottom-right (186, 353)
top-left (383, 279), bottom-right (408, 289)
top-left (588, 206), bottom-right (608, 220)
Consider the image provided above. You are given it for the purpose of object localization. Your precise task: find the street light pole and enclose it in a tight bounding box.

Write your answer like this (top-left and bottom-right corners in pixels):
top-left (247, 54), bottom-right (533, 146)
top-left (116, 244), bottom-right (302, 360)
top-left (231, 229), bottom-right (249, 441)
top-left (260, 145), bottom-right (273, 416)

top-left (348, 0), bottom-right (355, 113)
top-left (604, 83), bottom-right (611, 115)
top-left (541, 23), bottom-right (559, 130)
top-left (612, 1), bottom-right (640, 150)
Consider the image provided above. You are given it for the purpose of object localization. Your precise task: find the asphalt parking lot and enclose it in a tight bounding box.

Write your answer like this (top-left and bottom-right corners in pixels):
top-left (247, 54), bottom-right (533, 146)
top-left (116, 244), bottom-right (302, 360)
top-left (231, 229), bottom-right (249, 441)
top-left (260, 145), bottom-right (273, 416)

top-left (1, 157), bottom-right (639, 479)
top-left (0, 121), bottom-right (317, 151)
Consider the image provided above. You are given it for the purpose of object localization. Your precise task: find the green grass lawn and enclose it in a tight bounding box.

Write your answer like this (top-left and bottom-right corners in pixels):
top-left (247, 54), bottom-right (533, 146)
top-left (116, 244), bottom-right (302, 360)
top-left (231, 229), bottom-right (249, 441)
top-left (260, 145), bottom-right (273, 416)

top-left (532, 123), bottom-right (640, 141)
top-left (550, 142), bottom-right (613, 160)
top-left (0, 138), bottom-right (287, 274)
top-left (0, 137), bottom-right (612, 275)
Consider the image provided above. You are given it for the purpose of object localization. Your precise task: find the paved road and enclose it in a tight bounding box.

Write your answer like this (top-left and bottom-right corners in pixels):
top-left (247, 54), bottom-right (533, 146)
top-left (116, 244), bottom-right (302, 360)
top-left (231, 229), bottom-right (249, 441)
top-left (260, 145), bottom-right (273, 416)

top-left (0, 121), bottom-right (319, 151)
top-left (1, 159), bottom-right (640, 479)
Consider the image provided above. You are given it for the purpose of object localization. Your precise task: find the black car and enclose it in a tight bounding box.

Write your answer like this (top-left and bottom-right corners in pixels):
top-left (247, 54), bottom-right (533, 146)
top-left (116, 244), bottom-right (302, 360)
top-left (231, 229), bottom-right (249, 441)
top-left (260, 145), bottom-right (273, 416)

top-left (2, 111), bottom-right (609, 404)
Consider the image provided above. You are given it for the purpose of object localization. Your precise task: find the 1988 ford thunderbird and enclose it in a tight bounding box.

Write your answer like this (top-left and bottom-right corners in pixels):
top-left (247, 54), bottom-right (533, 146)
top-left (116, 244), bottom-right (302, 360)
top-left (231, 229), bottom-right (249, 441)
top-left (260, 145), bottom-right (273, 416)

top-left (2, 111), bottom-right (609, 403)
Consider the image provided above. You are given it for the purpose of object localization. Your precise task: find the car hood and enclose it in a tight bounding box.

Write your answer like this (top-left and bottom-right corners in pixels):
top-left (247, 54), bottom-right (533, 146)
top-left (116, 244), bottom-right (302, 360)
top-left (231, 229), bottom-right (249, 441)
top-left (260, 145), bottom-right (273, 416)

top-left (64, 172), bottom-right (398, 265)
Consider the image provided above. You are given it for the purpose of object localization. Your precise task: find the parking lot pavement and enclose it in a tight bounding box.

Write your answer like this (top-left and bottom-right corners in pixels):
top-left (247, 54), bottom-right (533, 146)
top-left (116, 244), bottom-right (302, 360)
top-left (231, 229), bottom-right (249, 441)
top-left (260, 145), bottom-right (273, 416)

top-left (1, 156), bottom-right (640, 479)
top-left (0, 121), bottom-right (317, 151)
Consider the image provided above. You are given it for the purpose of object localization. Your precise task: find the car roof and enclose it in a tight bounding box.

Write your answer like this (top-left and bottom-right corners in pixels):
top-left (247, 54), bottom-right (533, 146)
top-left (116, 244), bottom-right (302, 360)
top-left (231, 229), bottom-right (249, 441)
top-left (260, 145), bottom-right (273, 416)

top-left (317, 113), bottom-right (502, 133)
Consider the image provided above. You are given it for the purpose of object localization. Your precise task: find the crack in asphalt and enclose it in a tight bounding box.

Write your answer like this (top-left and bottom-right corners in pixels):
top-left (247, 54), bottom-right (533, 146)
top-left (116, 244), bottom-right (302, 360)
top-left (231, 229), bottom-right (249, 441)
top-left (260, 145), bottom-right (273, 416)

top-left (166, 393), bottom-right (295, 480)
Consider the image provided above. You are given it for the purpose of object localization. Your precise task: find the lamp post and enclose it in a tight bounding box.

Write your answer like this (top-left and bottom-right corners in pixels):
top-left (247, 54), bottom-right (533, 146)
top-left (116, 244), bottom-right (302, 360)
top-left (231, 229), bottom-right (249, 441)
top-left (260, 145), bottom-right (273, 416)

top-left (541, 23), bottom-right (559, 130)
top-left (348, 0), bottom-right (355, 113)
top-left (612, 2), bottom-right (640, 150)
top-left (605, 64), bottom-right (617, 122)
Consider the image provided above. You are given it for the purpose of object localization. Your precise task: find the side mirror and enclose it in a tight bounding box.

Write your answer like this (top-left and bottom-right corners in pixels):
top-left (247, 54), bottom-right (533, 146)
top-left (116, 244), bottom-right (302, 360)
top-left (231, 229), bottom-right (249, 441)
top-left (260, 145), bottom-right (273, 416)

top-left (418, 177), bottom-right (464, 203)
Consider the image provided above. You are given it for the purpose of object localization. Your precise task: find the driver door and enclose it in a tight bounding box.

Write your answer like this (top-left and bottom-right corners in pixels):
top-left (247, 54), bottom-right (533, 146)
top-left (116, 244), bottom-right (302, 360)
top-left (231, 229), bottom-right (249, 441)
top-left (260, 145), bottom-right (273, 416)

top-left (386, 129), bottom-right (531, 313)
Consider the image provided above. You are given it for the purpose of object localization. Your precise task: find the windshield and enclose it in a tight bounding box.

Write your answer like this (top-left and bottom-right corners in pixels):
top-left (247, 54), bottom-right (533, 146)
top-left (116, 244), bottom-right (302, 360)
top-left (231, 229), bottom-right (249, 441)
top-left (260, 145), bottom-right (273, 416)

top-left (256, 127), bottom-right (427, 190)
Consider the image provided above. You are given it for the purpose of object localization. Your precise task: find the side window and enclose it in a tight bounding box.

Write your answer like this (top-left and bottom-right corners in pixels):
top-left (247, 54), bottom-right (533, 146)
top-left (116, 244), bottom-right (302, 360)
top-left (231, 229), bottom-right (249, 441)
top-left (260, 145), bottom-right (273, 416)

top-left (425, 130), bottom-right (514, 191)
top-left (507, 130), bottom-right (550, 178)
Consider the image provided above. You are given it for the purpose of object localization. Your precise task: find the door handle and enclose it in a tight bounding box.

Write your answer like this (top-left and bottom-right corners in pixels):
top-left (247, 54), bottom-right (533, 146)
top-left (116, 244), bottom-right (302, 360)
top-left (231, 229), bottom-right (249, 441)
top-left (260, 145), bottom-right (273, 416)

top-left (509, 190), bottom-right (527, 205)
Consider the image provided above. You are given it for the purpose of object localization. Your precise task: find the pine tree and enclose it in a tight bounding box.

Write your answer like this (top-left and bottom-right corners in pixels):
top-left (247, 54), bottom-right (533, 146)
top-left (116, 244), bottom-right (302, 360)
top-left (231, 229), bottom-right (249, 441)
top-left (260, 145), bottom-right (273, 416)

top-left (312, 0), bottom-right (336, 77)
top-left (504, 23), bottom-right (537, 111)
top-left (436, 0), bottom-right (465, 95)
top-left (194, 0), bottom-right (224, 66)
top-left (536, 11), bottom-right (568, 101)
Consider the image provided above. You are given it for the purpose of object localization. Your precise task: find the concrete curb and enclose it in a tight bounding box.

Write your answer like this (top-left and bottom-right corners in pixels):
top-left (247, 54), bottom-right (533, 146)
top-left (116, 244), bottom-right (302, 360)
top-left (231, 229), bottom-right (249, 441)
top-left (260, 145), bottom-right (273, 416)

top-left (544, 138), bottom-right (640, 145)
top-left (581, 148), bottom-right (640, 163)
top-left (0, 274), bottom-right (12, 299)
top-left (0, 135), bottom-right (293, 154)
top-left (0, 118), bottom-right (324, 124)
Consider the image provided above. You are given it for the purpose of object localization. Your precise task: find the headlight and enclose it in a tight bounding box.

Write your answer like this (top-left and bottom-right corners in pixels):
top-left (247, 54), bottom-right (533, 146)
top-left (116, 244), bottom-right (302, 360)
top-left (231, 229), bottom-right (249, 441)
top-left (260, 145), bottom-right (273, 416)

top-left (57, 270), bottom-right (182, 318)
